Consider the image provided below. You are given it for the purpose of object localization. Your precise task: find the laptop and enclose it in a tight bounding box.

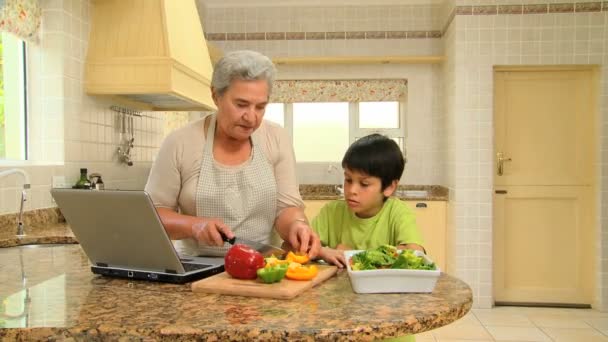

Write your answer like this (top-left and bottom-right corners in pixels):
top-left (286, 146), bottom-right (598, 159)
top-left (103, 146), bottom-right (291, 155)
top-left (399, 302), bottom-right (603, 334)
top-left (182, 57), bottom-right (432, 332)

top-left (50, 189), bottom-right (225, 284)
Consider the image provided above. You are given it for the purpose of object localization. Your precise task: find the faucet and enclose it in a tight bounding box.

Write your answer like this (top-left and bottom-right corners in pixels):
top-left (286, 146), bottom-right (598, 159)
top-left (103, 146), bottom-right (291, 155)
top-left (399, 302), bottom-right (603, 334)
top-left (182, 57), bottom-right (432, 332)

top-left (0, 169), bottom-right (30, 237)
top-left (326, 164), bottom-right (344, 195)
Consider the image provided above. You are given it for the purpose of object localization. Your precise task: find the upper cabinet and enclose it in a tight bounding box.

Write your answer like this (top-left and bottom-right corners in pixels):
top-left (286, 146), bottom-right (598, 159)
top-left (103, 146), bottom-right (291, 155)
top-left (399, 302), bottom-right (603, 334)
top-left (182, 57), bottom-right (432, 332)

top-left (85, 0), bottom-right (216, 111)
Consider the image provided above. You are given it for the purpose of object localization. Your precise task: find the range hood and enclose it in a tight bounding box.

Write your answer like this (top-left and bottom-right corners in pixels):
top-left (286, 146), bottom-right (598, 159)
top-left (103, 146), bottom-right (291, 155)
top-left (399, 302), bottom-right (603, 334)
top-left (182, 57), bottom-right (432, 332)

top-left (85, 0), bottom-right (216, 111)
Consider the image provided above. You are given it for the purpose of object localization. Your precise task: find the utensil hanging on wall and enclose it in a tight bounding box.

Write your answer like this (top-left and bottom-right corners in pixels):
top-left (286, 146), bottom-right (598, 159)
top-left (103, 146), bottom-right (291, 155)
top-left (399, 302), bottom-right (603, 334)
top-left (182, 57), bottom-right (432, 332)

top-left (111, 106), bottom-right (141, 167)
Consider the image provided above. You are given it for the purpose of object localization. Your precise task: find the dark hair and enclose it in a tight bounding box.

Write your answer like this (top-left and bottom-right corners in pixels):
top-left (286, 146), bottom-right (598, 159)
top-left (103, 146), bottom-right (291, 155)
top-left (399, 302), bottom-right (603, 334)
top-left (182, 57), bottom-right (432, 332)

top-left (342, 134), bottom-right (405, 190)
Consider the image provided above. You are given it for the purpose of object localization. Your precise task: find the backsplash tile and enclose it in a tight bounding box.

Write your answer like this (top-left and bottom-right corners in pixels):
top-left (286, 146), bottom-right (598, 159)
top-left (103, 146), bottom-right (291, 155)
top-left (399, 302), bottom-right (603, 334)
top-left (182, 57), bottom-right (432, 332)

top-left (548, 3), bottom-right (575, 13)
top-left (523, 4), bottom-right (548, 14)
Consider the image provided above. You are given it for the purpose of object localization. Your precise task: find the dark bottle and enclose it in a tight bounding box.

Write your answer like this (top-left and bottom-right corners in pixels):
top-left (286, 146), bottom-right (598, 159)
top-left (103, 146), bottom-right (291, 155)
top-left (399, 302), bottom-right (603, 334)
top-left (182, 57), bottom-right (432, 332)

top-left (74, 168), bottom-right (91, 189)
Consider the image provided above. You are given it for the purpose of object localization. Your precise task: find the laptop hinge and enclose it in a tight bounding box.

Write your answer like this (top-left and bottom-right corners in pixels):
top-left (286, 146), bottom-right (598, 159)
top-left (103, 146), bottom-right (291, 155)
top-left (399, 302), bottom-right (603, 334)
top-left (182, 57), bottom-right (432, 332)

top-left (96, 262), bottom-right (108, 267)
top-left (165, 269), bottom-right (178, 274)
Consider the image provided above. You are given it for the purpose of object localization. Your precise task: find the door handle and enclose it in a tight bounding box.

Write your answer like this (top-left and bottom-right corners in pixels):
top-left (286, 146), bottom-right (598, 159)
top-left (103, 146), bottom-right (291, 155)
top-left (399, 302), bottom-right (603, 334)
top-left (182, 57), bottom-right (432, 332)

top-left (496, 152), bottom-right (512, 176)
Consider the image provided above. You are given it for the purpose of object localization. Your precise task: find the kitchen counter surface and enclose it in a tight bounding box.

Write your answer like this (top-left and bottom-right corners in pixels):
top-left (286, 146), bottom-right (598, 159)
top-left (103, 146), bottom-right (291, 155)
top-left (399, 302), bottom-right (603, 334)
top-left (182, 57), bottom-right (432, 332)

top-left (0, 244), bottom-right (472, 341)
top-left (300, 184), bottom-right (448, 201)
top-left (0, 208), bottom-right (76, 248)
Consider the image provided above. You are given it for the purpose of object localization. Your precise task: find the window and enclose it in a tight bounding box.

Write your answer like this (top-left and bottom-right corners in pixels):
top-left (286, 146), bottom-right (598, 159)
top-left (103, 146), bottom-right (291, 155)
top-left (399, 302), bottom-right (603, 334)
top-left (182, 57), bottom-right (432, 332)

top-left (0, 33), bottom-right (27, 160)
top-left (293, 102), bottom-right (349, 162)
top-left (264, 101), bottom-right (405, 162)
top-left (264, 103), bottom-right (284, 127)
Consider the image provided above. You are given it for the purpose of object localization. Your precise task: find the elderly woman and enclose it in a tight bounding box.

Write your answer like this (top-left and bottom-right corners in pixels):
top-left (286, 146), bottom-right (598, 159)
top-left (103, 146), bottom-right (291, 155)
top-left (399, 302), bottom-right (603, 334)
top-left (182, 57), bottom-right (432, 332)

top-left (145, 50), bottom-right (320, 257)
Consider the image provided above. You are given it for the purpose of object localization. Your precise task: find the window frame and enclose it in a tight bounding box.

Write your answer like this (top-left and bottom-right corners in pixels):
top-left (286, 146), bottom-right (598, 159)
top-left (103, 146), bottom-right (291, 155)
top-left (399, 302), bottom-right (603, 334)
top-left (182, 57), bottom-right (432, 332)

top-left (266, 100), bottom-right (407, 162)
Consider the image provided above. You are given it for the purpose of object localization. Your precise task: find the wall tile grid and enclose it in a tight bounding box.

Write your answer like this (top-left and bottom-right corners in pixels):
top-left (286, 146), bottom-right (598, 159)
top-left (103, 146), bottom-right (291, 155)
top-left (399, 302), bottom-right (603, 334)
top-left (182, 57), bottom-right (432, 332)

top-left (442, 1), bottom-right (608, 309)
top-left (204, 4), bottom-right (443, 57)
top-left (0, 0), bottom-right (173, 214)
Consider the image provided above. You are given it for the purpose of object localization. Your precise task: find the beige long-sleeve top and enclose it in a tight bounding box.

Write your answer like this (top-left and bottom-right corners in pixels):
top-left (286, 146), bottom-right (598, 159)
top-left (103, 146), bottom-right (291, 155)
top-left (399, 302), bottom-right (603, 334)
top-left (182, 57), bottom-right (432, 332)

top-left (145, 115), bottom-right (304, 218)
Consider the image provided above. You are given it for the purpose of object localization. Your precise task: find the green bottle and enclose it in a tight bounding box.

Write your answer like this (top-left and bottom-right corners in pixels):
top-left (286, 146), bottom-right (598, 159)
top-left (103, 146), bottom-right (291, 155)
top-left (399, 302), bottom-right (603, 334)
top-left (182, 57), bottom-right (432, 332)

top-left (74, 168), bottom-right (91, 189)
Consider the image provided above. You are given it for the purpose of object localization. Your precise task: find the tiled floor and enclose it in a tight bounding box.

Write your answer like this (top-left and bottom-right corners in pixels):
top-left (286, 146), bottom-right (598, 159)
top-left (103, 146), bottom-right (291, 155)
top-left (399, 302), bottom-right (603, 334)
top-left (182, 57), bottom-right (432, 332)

top-left (415, 306), bottom-right (608, 341)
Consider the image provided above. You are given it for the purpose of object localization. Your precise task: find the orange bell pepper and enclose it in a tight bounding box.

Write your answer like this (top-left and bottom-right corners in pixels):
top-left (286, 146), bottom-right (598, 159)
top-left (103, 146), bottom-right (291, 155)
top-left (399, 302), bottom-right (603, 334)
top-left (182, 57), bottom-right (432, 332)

top-left (286, 251), bottom-right (310, 264)
top-left (285, 264), bottom-right (318, 281)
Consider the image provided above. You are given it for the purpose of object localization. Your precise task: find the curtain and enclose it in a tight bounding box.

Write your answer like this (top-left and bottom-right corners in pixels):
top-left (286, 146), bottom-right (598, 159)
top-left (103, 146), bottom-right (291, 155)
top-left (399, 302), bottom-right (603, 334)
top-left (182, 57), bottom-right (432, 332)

top-left (0, 0), bottom-right (41, 43)
top-left (271, 79), bottom-right (408, 103)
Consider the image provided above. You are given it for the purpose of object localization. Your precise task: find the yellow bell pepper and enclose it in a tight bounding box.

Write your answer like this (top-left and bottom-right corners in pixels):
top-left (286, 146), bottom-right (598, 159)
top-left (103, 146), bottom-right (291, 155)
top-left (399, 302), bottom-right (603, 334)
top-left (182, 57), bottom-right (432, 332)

top-left (285, 264), bottom-right (318, 281)
top-left (285, 251), bottom-right (310, 264)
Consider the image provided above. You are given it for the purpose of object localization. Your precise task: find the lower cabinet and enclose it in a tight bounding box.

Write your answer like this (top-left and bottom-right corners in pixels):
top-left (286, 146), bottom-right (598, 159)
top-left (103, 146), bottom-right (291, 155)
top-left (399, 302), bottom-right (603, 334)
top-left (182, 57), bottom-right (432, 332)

top-left (303, 200), bottom-right (329, 221)
top-left (403, 201), bottom-right (447, 272)
top-left (303, 199), bottom-right (447, 271)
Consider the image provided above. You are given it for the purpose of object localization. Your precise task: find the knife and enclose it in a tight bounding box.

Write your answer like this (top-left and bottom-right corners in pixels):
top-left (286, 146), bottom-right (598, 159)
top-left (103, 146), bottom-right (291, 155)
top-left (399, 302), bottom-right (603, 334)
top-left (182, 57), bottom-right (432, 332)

top-left (220, 232), bottom-right (286, 258)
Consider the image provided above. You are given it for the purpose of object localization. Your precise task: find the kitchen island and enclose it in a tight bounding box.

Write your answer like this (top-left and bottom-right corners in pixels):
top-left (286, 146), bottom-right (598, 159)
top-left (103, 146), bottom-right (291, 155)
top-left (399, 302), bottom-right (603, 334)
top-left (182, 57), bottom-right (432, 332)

top-left (0, 242), bottom-right (472, 341)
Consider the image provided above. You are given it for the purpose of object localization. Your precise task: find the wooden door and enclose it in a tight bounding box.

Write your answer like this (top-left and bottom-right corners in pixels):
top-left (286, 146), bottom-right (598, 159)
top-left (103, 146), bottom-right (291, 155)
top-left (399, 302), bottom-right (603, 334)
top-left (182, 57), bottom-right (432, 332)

top-left (493, 67), bottom-right (597, 306)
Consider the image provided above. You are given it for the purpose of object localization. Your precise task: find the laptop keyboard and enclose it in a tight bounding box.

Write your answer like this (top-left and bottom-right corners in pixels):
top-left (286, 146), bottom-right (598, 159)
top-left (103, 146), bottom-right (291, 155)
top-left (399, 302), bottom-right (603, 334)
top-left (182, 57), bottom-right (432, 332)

top-left (182, 262), bottom-right (211, 272)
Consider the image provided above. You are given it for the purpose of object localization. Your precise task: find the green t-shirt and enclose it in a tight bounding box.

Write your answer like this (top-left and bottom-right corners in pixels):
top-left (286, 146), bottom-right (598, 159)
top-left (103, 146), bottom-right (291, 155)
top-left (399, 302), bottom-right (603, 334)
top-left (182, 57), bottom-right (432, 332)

top-left (311, 197), bottom-right (424, 250)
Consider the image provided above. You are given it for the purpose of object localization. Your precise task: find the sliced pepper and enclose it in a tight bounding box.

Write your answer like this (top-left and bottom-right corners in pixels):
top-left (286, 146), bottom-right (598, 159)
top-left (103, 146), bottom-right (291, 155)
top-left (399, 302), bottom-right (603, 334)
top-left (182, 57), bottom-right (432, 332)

top-left (285, 264), bottom-right (318, 281)
top-left (264, 256), bottom-right (290, 268)
top-left (285, 251), bottom-right (310, 264)
top-left (257, 263), bottom-right (288, 283)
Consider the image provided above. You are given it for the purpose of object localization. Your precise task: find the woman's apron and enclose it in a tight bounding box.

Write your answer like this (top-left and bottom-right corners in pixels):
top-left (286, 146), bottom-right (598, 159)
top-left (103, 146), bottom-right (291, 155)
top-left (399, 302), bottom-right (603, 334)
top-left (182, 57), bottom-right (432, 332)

top-left (177, 115), bottom-right (277, 257)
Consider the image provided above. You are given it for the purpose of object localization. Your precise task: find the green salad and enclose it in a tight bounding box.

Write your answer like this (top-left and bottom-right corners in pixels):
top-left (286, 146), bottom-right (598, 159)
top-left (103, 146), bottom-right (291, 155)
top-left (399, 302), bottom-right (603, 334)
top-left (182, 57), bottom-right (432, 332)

top-left (349, 245), bottom-right (437, 271)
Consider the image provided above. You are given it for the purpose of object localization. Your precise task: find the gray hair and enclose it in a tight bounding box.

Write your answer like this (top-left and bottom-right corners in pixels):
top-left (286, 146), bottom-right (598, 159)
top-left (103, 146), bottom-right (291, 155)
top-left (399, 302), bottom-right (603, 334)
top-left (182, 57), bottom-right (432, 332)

top-left (211, 50), bottom-right (276, 97)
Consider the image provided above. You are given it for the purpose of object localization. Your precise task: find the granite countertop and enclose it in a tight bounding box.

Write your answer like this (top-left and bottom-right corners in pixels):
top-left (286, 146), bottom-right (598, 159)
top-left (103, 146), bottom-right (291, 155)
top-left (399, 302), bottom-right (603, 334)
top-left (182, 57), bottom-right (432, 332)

top-left (0, 208), bottom-right (76, 248)
top-left (0, 200), bottom-right (469, 340)
top-left (300, 184), bottom-right (448, 201)
top-left (0, 244), bottom-right (472, 341)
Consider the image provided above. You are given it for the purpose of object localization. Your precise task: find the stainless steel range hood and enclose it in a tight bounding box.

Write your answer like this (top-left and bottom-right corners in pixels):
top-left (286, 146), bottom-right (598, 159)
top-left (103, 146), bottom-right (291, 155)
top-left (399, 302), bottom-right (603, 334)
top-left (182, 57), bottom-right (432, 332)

top-left (85, 0), bottom-right (216, 111)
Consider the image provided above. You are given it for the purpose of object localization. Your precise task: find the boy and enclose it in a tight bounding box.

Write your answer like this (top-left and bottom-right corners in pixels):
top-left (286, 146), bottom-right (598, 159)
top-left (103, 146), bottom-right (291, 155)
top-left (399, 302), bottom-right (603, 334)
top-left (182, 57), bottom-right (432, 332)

top-left (312, 133), bottom-right (425, 268)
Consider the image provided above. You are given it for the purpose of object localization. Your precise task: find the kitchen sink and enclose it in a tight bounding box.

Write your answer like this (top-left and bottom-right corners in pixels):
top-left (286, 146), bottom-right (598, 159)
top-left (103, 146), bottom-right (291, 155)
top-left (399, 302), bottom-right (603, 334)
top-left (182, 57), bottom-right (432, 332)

top-left (395, 190), bottom-right (429, 198)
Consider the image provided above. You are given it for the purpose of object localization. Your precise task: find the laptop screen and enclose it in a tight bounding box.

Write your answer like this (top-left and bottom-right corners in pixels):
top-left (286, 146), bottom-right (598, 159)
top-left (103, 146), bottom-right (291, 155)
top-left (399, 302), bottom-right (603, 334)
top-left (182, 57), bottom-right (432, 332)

top-left (51, 189), bottom-right (218, 274)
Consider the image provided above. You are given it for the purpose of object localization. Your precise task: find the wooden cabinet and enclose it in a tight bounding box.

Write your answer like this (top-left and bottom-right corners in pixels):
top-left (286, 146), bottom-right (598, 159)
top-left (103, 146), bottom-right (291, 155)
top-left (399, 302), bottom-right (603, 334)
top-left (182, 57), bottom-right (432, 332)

top-left (404, 201), bottom-right (446, 271)
top-left (303, 200), bottom-right (330, 221)
top-left (304, 200), bottom-right (447, 271)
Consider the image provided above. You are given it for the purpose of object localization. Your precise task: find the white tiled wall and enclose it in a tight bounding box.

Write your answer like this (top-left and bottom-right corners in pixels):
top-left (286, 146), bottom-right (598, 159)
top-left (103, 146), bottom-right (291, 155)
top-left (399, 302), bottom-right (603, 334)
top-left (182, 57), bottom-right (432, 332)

top-left (205, 4), bottom-right (442, 33)
top-left (205, 3), bottom-right (443, 57)
top-left (0, 0), bottom-right (174, 214)
top-left (442, 3), bottom-right (608, 309)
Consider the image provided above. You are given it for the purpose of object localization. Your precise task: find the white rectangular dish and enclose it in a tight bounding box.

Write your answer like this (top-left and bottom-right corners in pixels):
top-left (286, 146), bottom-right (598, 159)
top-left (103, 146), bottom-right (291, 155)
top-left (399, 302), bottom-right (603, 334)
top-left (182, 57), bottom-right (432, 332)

top-left (344, 250), bottom-right (441, 293)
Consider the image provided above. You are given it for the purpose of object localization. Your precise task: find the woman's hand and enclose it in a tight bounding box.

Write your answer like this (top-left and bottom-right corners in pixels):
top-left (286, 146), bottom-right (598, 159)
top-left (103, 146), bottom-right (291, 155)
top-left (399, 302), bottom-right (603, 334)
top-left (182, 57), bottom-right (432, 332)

top-left (319, 247), bottom-right (347, 268)
top-left (191, 218), bottom-right (234, 247)
top-left (286, 219), bottom-right (321, 259)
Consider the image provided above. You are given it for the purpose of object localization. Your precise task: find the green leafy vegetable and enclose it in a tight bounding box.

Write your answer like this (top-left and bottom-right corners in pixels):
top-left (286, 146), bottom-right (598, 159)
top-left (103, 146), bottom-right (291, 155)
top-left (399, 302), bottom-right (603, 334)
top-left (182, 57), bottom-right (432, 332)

top-left (350, 245), bottom-right (436, 271)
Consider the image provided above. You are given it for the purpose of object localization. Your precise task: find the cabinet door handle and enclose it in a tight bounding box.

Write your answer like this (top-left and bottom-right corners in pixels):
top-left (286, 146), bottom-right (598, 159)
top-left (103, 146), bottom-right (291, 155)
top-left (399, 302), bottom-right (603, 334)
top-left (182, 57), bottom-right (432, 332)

top-left (415, 203), bottom-right (427, 208)
top-left (497, 152), bottom-right (512, 176)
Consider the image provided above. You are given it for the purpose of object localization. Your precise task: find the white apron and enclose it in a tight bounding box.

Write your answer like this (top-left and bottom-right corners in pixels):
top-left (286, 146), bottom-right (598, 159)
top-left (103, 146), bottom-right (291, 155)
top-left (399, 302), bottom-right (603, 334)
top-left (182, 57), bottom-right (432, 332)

top-left (178, 115), bottom-right (277, 257)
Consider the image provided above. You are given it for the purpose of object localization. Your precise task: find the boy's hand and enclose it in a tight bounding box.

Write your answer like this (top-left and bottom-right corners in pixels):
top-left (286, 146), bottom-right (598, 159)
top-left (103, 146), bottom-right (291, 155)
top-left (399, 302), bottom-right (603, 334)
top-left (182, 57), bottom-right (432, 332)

top-left (319, 247), bottom-right (347, 268)
top-left (335, 243), bottom-right (352, 251)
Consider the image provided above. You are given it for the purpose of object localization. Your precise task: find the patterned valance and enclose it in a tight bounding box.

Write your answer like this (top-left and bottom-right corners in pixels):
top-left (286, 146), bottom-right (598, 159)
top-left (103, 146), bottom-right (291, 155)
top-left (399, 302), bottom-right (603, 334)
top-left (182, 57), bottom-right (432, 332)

top-left (0, 0), bottom-right (41, 43)
top-left (271, 79), bottom-right (408, 103)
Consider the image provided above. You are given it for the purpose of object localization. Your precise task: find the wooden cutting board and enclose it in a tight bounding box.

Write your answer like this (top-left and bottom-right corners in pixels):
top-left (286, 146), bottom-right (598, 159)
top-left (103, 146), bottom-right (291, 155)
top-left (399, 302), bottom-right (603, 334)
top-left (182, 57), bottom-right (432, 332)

top-left (191, 265), bottom-right (338, 299)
